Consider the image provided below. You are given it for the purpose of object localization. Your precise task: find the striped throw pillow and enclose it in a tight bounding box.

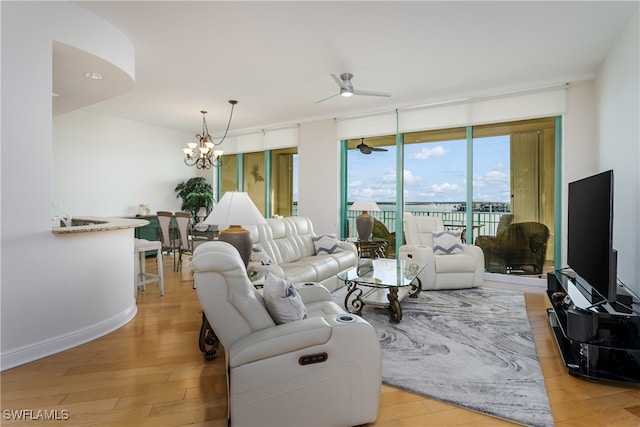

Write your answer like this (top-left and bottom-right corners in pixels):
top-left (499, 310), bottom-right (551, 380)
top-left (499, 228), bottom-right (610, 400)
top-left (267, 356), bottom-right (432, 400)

top-left (312, 234), bottom-right (343, 255)
top-left (432, 230), bottom-right (463, 255)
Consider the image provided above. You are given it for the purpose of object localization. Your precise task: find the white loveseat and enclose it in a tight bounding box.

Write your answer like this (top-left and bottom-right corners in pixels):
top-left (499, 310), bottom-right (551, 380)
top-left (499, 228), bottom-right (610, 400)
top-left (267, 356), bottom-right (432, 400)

top-left (244, 216), bottom-right (358, 293)
top-left (400, 215), bottom-right (484, 290)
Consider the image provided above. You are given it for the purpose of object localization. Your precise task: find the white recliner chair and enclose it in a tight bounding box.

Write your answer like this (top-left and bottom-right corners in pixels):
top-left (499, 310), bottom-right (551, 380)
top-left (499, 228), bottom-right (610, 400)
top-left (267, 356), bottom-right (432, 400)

top-left (192, 241), bottom-right (381, 427)
top-left (400, 215), bottom-right (484, 290)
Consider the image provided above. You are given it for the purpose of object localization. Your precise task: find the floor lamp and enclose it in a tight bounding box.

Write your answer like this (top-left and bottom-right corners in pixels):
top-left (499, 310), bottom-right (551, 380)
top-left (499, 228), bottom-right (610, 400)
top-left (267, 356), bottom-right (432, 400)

top-left (204, 191), bottom-right (266, 267)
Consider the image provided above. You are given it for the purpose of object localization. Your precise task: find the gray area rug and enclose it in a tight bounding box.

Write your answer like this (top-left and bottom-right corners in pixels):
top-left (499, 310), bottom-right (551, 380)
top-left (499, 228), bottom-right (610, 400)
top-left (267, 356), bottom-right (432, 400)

top-left (333, 286), bottom-right (554, 427)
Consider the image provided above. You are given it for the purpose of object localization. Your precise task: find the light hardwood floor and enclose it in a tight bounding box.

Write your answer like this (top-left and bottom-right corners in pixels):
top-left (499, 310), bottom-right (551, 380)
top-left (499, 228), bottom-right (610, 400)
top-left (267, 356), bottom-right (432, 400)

top-left (2, 255), bottom-right (639, 426)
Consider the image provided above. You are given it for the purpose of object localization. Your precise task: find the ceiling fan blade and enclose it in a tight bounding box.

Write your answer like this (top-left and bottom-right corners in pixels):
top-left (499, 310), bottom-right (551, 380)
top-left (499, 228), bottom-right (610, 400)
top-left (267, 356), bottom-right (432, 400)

top-left (331, 73), bottom-right (348, 89)
top-left (352, 89), bottom-right (391, 98)
top-left (315, 93), bottom-right (339, 104)
top-left (370, 146), bottom-right (389, 152)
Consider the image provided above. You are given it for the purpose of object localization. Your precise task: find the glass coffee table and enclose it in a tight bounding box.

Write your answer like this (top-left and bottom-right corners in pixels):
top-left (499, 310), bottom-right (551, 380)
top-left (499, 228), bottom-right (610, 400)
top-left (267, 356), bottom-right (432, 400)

top-left (337, 258), bottom-right (425, 323)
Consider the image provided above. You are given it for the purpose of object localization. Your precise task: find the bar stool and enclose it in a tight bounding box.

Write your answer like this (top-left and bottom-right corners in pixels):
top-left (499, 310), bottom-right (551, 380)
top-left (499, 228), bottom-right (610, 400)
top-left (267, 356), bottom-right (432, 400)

top-left (134, 238), bottom-right (164, 296)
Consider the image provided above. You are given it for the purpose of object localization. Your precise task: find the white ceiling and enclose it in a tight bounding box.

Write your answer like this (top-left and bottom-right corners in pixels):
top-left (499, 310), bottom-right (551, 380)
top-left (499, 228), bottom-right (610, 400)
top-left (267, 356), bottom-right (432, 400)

top-left (61, 1), bottom-right (638, 136)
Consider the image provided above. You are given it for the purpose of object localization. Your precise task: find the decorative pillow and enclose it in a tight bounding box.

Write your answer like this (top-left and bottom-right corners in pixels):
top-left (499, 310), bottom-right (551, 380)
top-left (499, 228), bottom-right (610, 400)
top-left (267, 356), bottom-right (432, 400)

top-left (312, 234), bottom-right (343, 255)
top-left (263, 273), bottom-right (308, 324)
top-left (249, 244), bottom-right (272, 265)
top-left (432, 230), bottom-right (464, 255)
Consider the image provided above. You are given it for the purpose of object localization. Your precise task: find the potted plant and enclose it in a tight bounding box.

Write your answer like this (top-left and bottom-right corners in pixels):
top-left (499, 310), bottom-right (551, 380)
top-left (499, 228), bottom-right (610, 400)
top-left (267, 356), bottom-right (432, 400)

top-left (174, 177), bottom-right (214, 225)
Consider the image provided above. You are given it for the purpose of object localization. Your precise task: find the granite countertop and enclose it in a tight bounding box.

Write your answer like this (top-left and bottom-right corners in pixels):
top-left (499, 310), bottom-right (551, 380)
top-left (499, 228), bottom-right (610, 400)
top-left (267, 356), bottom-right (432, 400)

top-left (52, 216), bottom-right (149, 235)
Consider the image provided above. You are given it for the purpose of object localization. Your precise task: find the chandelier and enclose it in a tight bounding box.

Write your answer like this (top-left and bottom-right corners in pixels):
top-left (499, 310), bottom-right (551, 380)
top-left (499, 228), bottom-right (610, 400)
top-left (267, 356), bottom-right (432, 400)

top-left (183, 100), bottom-right (238, 169)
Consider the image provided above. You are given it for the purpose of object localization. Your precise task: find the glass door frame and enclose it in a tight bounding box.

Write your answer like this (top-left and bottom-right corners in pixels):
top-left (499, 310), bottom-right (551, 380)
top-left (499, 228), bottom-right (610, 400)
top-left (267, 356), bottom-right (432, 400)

top-left (340, 116), bottom-right (562, 266)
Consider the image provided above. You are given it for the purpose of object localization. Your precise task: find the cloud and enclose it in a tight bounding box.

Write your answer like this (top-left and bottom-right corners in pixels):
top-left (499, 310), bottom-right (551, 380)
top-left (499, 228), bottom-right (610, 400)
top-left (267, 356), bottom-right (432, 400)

top-left (473, 169), bottom-right (509, 189)
top-left (409, 145), bottom-right (447, 160)
top-left (382, 169), bottom-right (422, 184)
top-left (472, 168), bottom-right (510, 202)
top-left (381, 168), bottom-right (396, 182)
top-left (431, 182), bottom-right (462, 194)
top-left (351, 186), bottom-right (395, 201)
top-left (404, 169), bottom-right (422, 184)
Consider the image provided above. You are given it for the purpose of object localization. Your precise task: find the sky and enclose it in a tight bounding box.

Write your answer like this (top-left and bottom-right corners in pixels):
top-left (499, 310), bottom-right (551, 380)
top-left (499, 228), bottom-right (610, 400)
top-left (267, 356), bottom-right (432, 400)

top-left (347, 135), bottom-right (511, 204)
top-left (292, 135), bottom-right (511, 205)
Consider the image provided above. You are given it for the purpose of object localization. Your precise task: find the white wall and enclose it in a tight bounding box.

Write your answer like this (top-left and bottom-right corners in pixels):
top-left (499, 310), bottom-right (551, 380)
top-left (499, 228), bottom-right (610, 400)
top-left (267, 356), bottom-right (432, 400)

top-left (297, 119), bottom-right (341, 235)
top-left (562, 81), bottom-right (599, 183)
top-left (560, 81), bottom-right (598, 268)
top-left (1, 2), bottom-right (138, 369)
top-left (597, 10), bottom-right (640, 294)
top-left (53, 111), bottom-right (195, 217)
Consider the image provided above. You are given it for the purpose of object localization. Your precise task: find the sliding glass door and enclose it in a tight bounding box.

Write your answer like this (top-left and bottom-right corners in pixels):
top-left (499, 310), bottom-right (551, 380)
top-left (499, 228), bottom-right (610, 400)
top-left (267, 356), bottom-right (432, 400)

top-left (342, 117), bottom-right (556, 275)
top-left (472, 118), bottom-right (556, 274)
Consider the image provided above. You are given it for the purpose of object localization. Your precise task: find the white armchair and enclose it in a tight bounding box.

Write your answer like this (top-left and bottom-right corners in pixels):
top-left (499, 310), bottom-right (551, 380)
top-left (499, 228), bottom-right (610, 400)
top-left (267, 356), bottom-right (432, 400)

top-left (192, 241), bottom-right (381, 427)
top-left (400, 216), bottom-right (484, 290)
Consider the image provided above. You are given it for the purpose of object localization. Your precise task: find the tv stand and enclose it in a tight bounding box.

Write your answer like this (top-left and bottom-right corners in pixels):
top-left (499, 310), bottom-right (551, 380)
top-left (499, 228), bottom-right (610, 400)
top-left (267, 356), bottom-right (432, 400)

top-left (547, 269), bottom-right (640, 383)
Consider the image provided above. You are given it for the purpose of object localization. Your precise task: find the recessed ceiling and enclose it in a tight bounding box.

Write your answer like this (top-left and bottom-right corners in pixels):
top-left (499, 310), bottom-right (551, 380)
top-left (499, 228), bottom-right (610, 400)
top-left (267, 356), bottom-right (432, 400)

top-left (53, 41), bottom-right (134, 116)
top-left (67, 1), bottom-right (638, 135)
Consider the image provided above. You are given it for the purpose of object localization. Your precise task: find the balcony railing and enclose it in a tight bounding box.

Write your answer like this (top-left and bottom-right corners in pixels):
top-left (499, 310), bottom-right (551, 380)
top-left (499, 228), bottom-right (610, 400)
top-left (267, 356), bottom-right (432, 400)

top-left (292, 203), bottom-right (508, 242)
top-left (345, 209), bottom-right (506, 243)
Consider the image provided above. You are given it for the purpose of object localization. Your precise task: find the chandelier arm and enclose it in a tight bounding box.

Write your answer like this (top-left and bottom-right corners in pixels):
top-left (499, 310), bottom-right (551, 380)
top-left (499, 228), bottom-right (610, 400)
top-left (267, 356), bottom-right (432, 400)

top-left (195, 157), bottom-right (212, 169)
top-left (212, 156), bottom-right (223, 167)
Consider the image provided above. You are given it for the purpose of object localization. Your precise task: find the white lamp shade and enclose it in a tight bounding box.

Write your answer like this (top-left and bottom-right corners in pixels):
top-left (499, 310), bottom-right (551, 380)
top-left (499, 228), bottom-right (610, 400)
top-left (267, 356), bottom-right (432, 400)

top-left (349, 200), bottom-right (381, 212)
top-left (204, 191), bottom-right (267, 226)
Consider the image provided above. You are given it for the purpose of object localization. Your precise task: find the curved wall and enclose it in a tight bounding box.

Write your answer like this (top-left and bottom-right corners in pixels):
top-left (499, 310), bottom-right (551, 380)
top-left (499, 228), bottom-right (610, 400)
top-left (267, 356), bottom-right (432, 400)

top-left (1, 1), bottom-right (137, 369)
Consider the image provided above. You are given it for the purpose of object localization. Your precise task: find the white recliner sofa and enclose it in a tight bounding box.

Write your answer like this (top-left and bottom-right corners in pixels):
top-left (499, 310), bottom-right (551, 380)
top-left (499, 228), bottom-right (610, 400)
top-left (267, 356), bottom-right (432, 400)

top-left (193, 241), bottom-right (382, 427)
top-left (244, 216), bottom-right (358, 293)
top-left (400, 215), bottom-right (484, 290)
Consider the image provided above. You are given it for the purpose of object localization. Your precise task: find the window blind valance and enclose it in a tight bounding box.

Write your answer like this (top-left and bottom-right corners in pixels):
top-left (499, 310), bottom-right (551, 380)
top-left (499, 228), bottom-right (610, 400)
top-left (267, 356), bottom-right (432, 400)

top-left (220, 125), bottom-right (299, 154)
top-left (336, 111), bottom-right (397, 140)
top-left (399, 86), bottom-right (567, 133)
top-left (335, 85), bottom-right (567, 138)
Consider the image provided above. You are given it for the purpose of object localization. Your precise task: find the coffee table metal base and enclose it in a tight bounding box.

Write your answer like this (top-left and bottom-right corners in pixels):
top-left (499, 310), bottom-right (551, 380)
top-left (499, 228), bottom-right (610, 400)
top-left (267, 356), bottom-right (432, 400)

top-left (343, 278), bottom-right (421, 323)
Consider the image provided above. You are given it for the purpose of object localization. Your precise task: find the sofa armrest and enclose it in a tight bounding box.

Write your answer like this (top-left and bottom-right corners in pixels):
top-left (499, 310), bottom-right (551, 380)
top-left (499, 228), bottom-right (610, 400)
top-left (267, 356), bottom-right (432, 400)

top-left (338, 240), bottom-right (358, 256)
top-left (248, 262), bottom-right (286, 279)
top-left (462, 244), bottom-right (484, 264)
top-left (228, 317), bottom-right (333, 367)
top-left (398, 244), bottom-right (435, 290)
top-left (462, 244), bottom-right (485, 286)
top-left (295, 282), bottom-right (332, 304)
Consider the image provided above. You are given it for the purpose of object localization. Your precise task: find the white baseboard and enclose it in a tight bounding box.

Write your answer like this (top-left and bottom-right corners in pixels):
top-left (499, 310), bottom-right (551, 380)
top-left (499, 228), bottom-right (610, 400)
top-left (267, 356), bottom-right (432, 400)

top-left (0, 303), bottom-right (137, 371)
top-left (484, 272), bottom-right (546, 287)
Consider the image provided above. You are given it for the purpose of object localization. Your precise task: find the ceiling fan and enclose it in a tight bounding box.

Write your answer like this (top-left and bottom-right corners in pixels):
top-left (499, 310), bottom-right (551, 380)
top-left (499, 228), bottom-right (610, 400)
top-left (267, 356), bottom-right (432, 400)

top-left (357, 138), bottom-right (388, 155)
top-left (315, 73), bottom-right (391, 103)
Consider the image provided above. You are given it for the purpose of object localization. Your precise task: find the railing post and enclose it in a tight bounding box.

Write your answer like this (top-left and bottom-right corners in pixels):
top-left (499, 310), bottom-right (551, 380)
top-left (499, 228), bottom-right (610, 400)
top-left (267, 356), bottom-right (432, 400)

top-left (395, 128), bottom-right (404, 256)
top-left (466, 126), bottom-right (474, 243)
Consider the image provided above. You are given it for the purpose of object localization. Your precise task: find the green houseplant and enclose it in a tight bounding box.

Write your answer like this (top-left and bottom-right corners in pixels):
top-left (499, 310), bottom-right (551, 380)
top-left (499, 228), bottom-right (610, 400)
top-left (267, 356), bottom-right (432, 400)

top-left (174, 177), bottom-right (214, 225)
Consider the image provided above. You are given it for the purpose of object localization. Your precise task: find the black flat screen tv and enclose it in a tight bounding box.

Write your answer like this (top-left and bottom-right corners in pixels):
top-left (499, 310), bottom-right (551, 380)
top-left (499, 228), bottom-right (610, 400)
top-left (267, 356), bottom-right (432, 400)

top-left (567, 170), bottom-right (617, 303)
